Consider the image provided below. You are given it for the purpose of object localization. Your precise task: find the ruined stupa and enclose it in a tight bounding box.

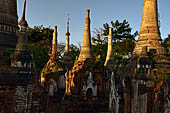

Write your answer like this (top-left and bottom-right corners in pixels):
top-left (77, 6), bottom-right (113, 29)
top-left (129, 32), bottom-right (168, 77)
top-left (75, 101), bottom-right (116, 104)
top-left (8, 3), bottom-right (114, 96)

top-left (110, 0), bottom-right (170, 113)
top-left (63, 16), bottom-right (73, 70)
top-left (78, 9), bottom-right (94, 61)
top-left (133, 0), bottom-right (166, 55)
top-left (104, 28), bottom-right (114, 70)
top-left (0, 0), bottom-right (33, 112)
top-left (40, 26), bottom-right (63, 85)
top-left (0, 0), bottom-right (18, 50)
top-left (62, 9), bottom-right (108, 113)
top-left (11, 0), bottom-right (32, 68)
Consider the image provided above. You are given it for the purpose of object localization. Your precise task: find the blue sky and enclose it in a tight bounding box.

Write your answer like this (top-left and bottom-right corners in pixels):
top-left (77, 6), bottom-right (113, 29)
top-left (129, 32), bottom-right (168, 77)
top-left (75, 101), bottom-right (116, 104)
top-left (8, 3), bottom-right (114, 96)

top-left (17, 0), bottom-right (170, 45)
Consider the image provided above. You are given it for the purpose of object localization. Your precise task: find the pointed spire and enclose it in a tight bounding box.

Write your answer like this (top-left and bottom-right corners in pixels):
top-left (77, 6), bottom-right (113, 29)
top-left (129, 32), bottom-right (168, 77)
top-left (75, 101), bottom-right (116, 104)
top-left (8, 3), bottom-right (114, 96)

top-left (18, 0), bottom-right (28, 27)
top-left (11, 0), bottom-right (31, 68)
top-left (63, 15), bottom-right (73, 69)
top-left (51, 26), bottom-right (57, 60)
top-left (104, 28), bottom-right (114, 69)
top-left (15, 0), bottom-right (29, 52)
top-left (133, 0), bottom-right (166, 55)
top-left (40, 26), bottom-right (63, 85)
top-left (65, 14), bottom-right (71, 53)
top-left (66, 14), bottom-right (70, 36)
top-left (78, 9), bottom-right (94, 61)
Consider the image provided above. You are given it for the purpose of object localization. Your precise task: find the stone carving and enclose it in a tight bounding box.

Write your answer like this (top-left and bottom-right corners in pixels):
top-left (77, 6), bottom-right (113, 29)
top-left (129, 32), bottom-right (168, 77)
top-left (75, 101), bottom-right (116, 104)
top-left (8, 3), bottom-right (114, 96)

top-left (65, 71), bottom-right (72, 95)
top-left (49, 79), bottom-right (57, 96)
top-left (14, 86), bottom-right (27, 113)
top-left (164, 78), bottom-right (170, 113)
top-left (165, 93), bottom-right (170, 113)
top-left (58, 75), bottom-right (66, 89)
top-left (83, 72), bottom-right (97, 98)
top-left (0, 0), bottom-right (18, 51)
top-left (109, 72), bottom-right (122, 113)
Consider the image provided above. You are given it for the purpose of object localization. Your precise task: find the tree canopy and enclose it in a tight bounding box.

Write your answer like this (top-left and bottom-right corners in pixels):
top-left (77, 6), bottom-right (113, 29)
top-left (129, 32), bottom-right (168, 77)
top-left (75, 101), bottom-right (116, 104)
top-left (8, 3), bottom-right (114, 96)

top-left (27, 20), bottom-right (138, 71)
top-left (92, 20), bottom-right (138, 70)
top-left (27, 25), bottom-right (80, 70)
top-left (164, 34), bottom-right (170, 55)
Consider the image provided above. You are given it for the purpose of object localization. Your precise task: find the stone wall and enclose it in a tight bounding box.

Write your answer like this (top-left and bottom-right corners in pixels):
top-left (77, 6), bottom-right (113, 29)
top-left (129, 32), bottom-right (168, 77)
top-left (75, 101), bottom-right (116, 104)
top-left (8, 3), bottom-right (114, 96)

top-left (0, 85), bottom-right (16, 113)
top-left (0, 0), bottom-right (18, 51)
top-left (0, 0), bottom-right (18, 25)
top-left (13, 84), bottom-right (32, 113)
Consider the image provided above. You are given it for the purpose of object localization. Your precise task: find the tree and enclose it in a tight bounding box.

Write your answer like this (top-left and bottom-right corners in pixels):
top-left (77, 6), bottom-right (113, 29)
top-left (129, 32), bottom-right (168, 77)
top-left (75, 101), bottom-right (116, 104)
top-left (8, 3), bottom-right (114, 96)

top-left (27, 25), bottom-right (80, 70)
top-left (164, 34), bottom-right (170, 55)
top-left (102, 20), bottom-right (137, 55)
top-left (70, 44), bottom-right (80, 61)
top-left (27, 25), bottom-right (53, 70)
top-left (28, 44), bottom-right (49, 70)
top-left (28, 25), bottom-right (53, 43)
top-left (92, 28), bottom-right (108, 64)
top-left (92, 20), bottom-right (138, 70)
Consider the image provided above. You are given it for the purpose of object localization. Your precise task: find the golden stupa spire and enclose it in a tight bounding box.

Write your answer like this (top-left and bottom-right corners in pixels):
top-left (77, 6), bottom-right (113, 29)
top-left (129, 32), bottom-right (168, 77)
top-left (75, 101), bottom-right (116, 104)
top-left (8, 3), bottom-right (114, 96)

top-left (133, 0), bottom-right (166, 55)
top-left (78, 9), bottom-right (94, 61)
top-left (64, 14), bottom-right (71, 55)
top-left (40, 26), bottom-right (63, 84)
top-left (63, 14), bottom-right (73, 69)
top-left (104, 28), bottom-right (114, 69)
top-left (18, 0), bottom-right (28, 27)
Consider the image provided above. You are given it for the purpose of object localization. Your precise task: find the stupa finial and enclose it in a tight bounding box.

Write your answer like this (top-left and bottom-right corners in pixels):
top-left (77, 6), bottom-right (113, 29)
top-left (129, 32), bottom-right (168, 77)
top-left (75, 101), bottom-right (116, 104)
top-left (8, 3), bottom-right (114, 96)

top-left (18, 0), bottom-right (28, 27)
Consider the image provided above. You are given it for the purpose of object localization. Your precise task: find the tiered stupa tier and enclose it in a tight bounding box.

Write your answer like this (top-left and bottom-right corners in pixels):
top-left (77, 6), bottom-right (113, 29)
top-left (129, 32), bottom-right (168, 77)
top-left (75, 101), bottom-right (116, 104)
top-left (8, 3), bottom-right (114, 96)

top-left (133, 0), bottom-right (166, 55)
top-left (63, 17), bottom-right (73, 70)
top-left (11, 0), bottom-right (32, 68)
top-left (78, 9), bottom-right (94, 61)
top-left (40, 26), bottom-right (63, 84)
top-left (0, 0), bottom-right (18, 50)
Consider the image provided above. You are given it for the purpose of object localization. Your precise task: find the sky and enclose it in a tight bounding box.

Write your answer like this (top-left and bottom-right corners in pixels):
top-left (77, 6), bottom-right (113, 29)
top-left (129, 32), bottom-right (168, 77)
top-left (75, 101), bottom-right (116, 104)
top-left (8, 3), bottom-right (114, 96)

top-left (17, 0), bottom-right (170, 45)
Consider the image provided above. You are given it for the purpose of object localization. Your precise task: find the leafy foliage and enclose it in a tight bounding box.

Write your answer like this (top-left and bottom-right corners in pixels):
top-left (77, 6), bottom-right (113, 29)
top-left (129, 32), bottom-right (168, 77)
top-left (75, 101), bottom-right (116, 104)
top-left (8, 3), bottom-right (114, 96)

top-left (92, 20), bottom-right (138, 70)
top-left (27, 25), bottom-right (80, 70)
top-left (28, 25), bottom-right (53, 43)
top-left (27, 20), bottom-right (137, 71)
top-left (28, 44), bottom-right (49, 70)
top-left (102, 20), bottom-right (138, 55)
top-left (164, 34), bottom-right (170, 55)
top-left (70, 44), bottom-right (80, 63)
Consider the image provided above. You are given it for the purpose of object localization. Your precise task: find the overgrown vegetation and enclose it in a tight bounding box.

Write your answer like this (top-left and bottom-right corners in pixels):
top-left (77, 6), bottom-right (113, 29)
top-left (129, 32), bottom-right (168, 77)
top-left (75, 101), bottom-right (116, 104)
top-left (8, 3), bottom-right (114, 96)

top-left (0, 48), bottom-right (14, 64)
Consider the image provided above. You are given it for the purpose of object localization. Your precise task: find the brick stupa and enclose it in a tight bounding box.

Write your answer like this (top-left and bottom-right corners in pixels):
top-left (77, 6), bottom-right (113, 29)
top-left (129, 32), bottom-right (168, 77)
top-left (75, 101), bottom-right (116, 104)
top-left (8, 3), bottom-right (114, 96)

top-left (40, 26), bottom-right (63, 84)
top-left (78, 9), bottom-right (94, 61)
top-left (63, 17), bottom-right (73, 70)
top-left (104, 28), bottom-right (114, 70)
top-left (133, 0), bottom-right (166, 55)
top-left (0, 0), bottom-right (18, 51)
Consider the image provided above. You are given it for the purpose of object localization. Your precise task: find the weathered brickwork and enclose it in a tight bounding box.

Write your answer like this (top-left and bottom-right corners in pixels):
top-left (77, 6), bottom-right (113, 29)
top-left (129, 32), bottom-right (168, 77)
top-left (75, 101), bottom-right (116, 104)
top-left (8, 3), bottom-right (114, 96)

top-left (110, 0), bottom-right (170, 113)
top-left (0, 85), bottom-right (15, 113)
top-left (133, 0), bottom-right (166, 55)
top-left (14, 84), bottom-right (32, 113)
top-left (0, 0), bottom-right (18, 51)
top-left (1, 0), bottom-right (170, 113)
top-left (78, 9), bottom-right (94, 61)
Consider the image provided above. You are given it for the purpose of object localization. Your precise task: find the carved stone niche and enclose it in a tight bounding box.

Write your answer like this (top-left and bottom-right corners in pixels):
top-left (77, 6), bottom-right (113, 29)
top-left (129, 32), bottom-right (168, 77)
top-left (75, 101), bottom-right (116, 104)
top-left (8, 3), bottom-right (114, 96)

top-left (48, 79), bottom-right (57, 96)
top-left (83, 72), bottom-right (97, 99)
top-left (164, 78), bottom-right (170, 113)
